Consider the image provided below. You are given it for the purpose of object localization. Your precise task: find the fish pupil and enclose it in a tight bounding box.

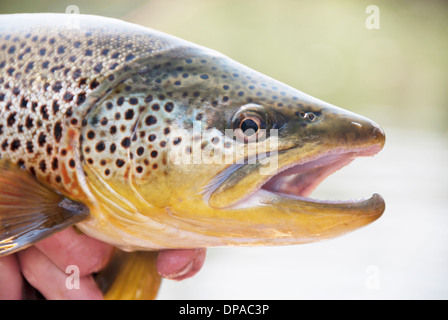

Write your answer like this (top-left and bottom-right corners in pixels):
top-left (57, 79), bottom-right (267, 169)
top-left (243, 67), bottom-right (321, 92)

top-left (241, 119), bottom-right (259, 136)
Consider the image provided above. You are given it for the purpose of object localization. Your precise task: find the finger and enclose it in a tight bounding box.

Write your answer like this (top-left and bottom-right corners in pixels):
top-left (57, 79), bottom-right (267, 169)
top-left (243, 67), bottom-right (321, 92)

top-left (18, 246), bottom-right (103, 300)
top-left (156, 248), bottom-right (206, 281)
top-left (0, 254), bottom-right (23, 300)
top-left (35, 228), bottom-right (114, 277)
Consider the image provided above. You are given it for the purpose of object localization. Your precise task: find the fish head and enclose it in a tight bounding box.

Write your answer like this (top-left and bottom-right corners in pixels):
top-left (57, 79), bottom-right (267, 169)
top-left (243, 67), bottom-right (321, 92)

top-left (78, 45), bottom-right (385, 249)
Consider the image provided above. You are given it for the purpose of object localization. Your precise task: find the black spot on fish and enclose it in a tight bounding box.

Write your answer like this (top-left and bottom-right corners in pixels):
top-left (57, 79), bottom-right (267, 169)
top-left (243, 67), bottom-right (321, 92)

top-left (89, 79), bottom-right (100, 90)
top-left (25, 62), bottom-right (34, 72)
top-left (72, 68), bottom-right (82, 80)
top-left (144, 95), bottom-right (153, 103)
top-left (164, 102), bottom-right (174, 113)
top-left (40, 105), bottom-right (49, 120)
top-left (38, 132), bottom-right (46, 147)
top-left (125, 54), bottom-right (135, 62)
top-left (10, 139), bottom-right (20, 151)
top-left (52, 82), bottom-right (62, 92)
top-left (63, 92), bottom-right (74, 102)
top-left (96, 141), bottom-right (105, 152)
top-left (51, 158), bottom-right (58, 170)
top-left (52, 100), bottom-right (60, 114)
top-left (145, 115), bottom-right (157, 126)
top-left (121, 137), bottom-right (131, 148)
top-left (116, 159), bottom-right (125, 168)
top-left (57, 46), bottom-right (65, 54)
top-left (26, 141), bottom-right (33, 153)
top-left (76, 93), bottom-right (86, 105)
top-left (20, 97), bottom-right (28, 108)
top-left (125, 109), bottom-right (134, 120)
top-left (7, 112), bottom-right (16, 126)
top-left (93, 63), bottom-right (103, 73)
top-left (173, 137), bottom-right (182, 145)
top-left (54, 121), bottom-right (62, 142)
top-left (39, 160), bottom-right (46, 172)
top-left (25, 116), bottom-right (33, 129)
top-left (1, 140), bottom-right (9, 151)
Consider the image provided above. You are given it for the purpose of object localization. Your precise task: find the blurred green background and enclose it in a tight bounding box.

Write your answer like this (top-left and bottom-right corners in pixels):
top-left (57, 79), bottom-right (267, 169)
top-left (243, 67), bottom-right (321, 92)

top-left (2, 0), bottom-right (447, 299)
top-left (1, 0), bottom-right (447, 134)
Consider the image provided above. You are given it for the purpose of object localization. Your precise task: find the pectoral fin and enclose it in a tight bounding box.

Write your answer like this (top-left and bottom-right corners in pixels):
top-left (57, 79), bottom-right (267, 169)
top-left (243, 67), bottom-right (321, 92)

top-left (95, 250), bottom-right (161, 300)
top-left (0, 159), bottom-right (89, 256)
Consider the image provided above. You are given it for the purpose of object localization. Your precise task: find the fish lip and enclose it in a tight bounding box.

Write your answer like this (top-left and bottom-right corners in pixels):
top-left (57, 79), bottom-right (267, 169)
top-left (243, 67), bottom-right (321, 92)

top-left (227, 143), bottom-right (384, 211)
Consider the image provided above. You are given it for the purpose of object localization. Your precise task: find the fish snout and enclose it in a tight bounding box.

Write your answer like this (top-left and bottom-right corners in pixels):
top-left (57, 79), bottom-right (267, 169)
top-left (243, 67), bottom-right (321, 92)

top-left (319, 105), bottom-right (386, 153)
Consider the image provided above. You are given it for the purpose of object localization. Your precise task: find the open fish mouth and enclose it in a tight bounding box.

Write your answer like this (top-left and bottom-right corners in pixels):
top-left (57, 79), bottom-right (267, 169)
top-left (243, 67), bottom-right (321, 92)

top-left (260, 144), bottom-right (383, 205)
top-left (223, 143), bottom-right (385, 221)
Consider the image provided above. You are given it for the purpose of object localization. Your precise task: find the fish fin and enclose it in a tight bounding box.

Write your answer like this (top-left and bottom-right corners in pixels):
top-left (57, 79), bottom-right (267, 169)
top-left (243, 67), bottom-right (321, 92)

top-left (200, 163), bottom-right (244, 202)
top-left (95, 250), bottom-right (161, 300)
top-left (0, 159), bottom-right (88, 256)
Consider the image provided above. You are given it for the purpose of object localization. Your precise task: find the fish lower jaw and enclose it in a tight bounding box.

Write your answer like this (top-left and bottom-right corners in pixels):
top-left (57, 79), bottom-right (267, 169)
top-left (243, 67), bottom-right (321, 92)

top-left (231, 144), bottom-right (384, 210)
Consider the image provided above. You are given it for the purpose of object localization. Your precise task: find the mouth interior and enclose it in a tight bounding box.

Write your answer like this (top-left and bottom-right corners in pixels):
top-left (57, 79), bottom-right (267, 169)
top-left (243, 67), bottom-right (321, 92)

top-left (260, 145), bottom-right (382, 203)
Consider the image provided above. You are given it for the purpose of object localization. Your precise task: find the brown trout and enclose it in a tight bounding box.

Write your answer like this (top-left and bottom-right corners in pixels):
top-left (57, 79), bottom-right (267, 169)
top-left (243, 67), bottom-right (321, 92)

top-left (0, 14), bottom-right (385, 298)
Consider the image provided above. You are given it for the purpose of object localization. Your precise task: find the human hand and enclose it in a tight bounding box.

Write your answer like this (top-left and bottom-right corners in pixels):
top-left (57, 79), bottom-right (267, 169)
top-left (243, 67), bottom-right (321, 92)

top-left (0, 227), bottom-right (206, 299)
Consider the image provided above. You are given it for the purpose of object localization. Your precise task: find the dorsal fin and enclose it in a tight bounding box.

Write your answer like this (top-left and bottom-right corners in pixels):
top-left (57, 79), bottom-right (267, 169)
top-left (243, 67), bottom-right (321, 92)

top-left (0, 159), bottom-right (89, 256)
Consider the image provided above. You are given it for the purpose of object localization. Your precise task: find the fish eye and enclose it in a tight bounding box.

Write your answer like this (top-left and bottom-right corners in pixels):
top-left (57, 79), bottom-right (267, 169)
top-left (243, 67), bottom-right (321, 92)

top-left (231, 104), bottom-right (270, 142)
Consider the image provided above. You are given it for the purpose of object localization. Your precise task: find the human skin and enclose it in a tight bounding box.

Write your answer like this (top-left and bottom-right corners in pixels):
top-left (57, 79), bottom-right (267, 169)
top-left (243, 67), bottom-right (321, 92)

top-left (0, 228), bottom-right (206, 300)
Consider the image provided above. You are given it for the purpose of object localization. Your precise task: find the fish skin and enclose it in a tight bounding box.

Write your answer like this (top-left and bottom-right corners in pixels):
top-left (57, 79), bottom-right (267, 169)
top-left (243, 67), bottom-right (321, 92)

top-left (0, 14), bottom-right (385, 252)
top-left (0, 14), bottom-right (186, 200)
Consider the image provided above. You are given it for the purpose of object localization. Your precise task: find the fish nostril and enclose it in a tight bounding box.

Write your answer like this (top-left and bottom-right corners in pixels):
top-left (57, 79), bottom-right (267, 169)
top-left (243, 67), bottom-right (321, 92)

top-left (295, 111), bottom-right (317, 121)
